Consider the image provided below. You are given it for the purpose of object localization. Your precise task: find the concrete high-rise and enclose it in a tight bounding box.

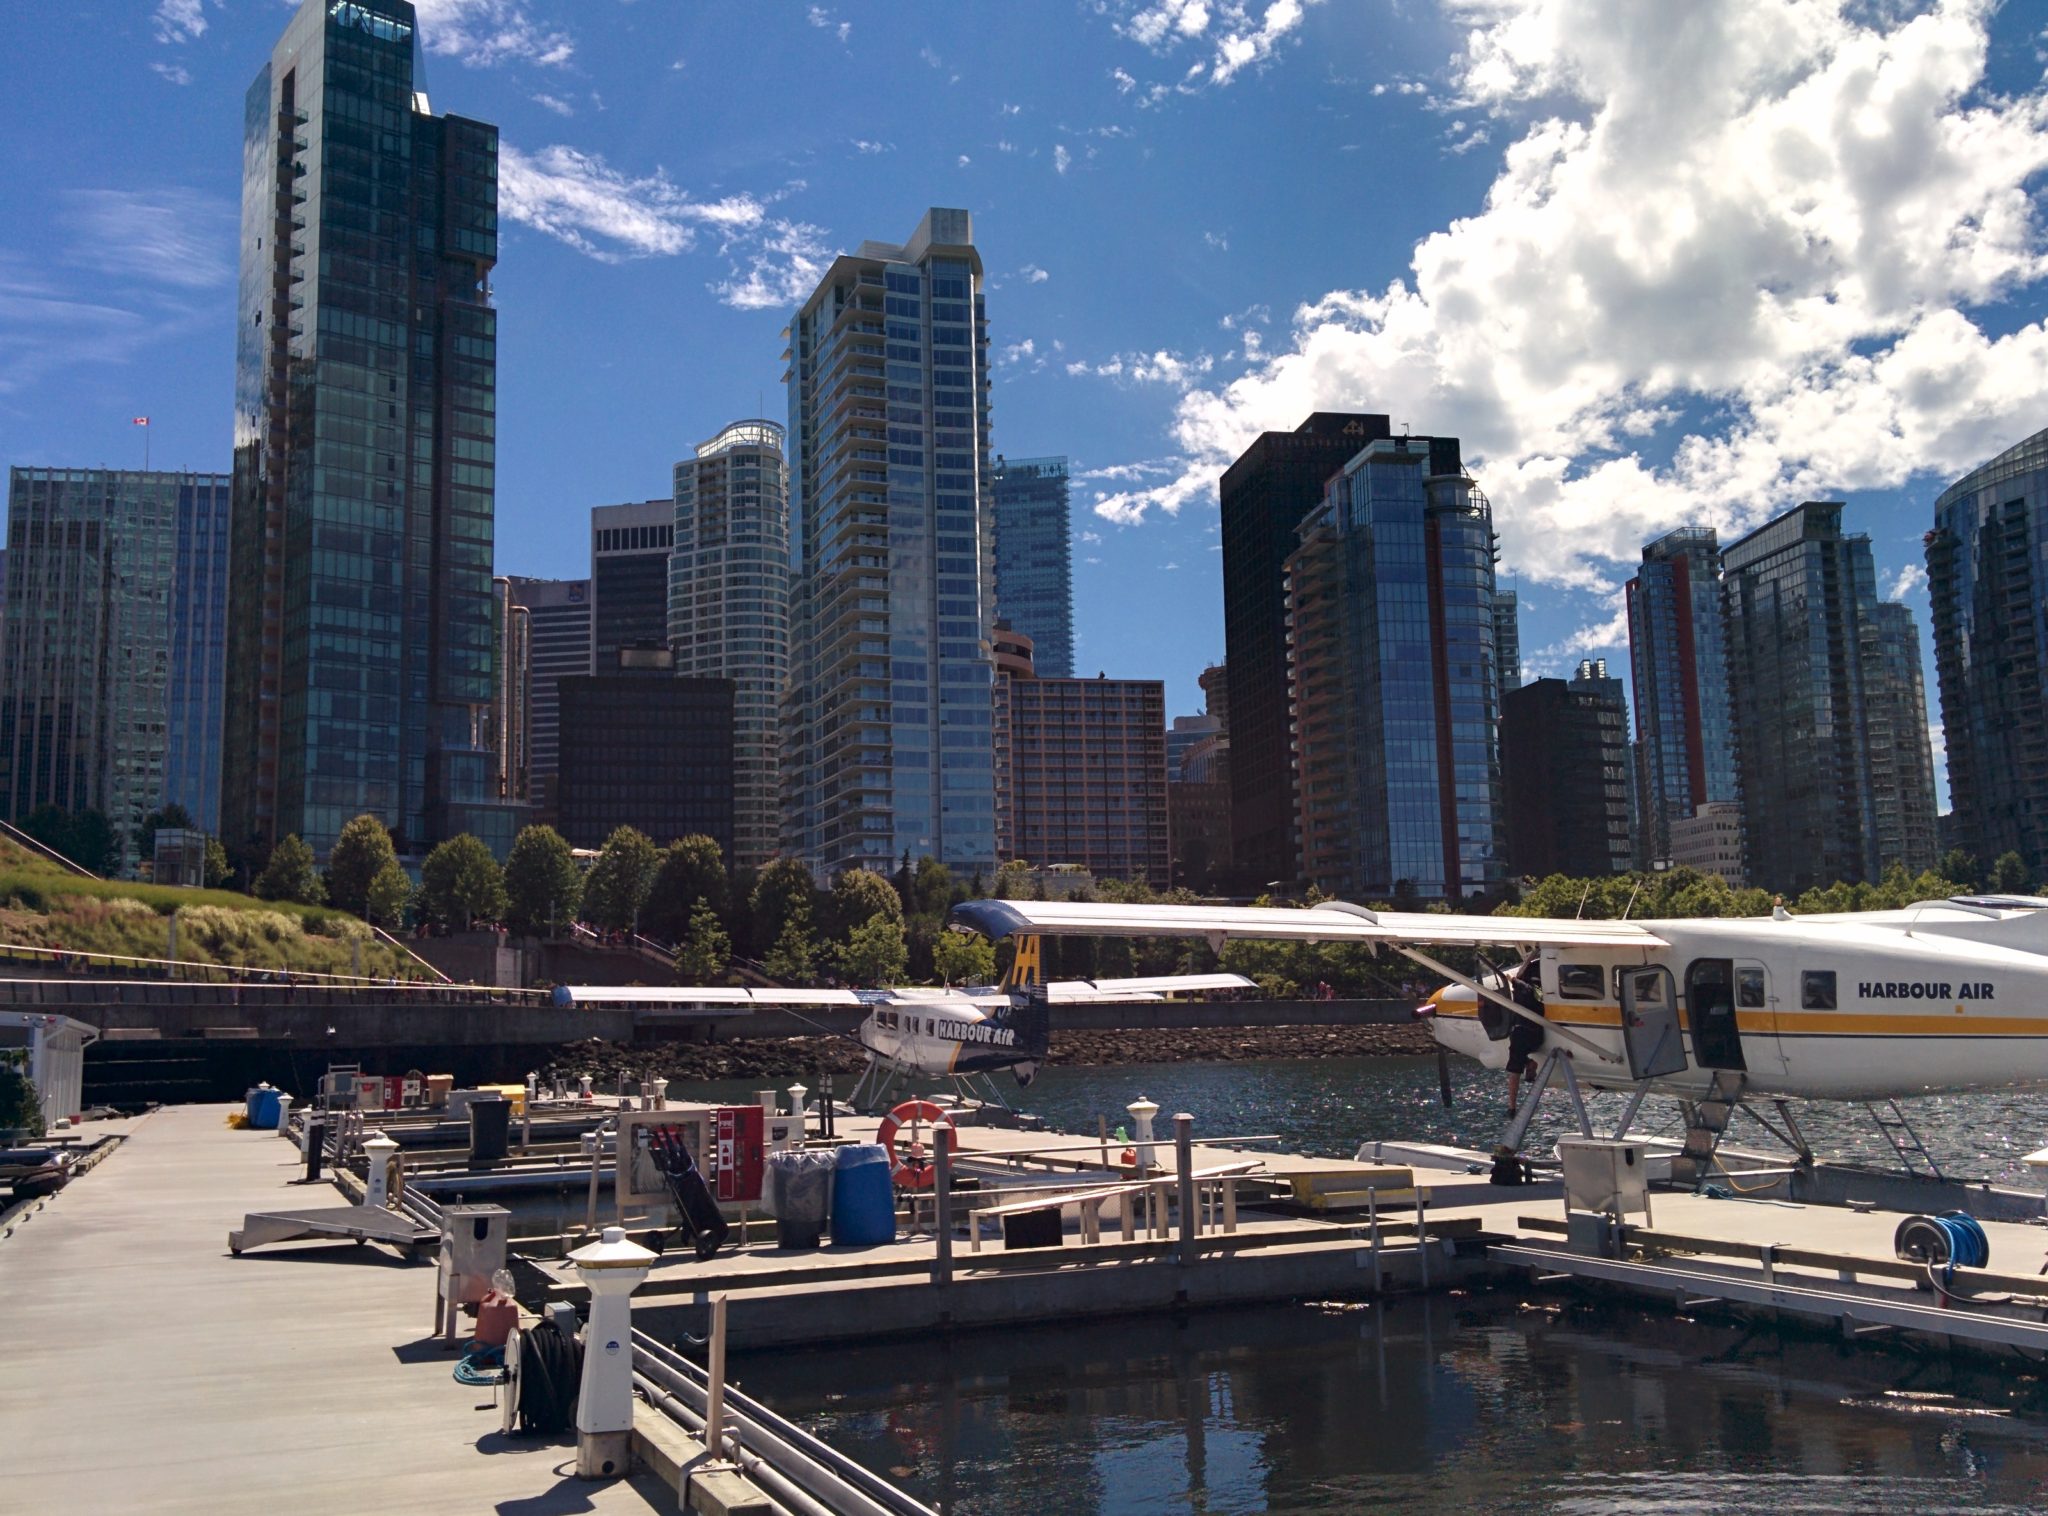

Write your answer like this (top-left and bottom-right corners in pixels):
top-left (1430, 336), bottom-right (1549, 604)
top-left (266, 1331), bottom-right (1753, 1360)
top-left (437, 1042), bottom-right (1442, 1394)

top-left (1221, 412), bottom-right (1390, 889)
top-left (490, 578), bottom-right (529, 808)
top-left (225, 0), bottom-right (508, 859)
top-left (782, 208), bottom-right (997, 876)
top-left (671, 419), bottom-right (790, 868)
top-left (2, 469), bottom-right (231, 871)
top-left (1927, 427), bottom-right (2048, 877)
top-left (1626, 526), bottom-right (1740, 870)
top-left (1722, 501), bottom-right (1937, 894)
top-left (591, 500), bottom-right (674, 668)
top-left (1284, 433), bottom-right (1507, 901)
top-left (1491, 590), bottom-right (1521, 706)
top-left (992, 455), bottom-right (1074, 678)
top-left (504, 577), bottom-right (591, 822)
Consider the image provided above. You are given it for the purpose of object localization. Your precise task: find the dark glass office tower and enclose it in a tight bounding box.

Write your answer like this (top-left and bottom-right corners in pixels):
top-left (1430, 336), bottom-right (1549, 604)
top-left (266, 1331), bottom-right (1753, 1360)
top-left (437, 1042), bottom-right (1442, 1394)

top-left (225, 0), bottom-right (505, 860)
top-left (1501, 678), bottom-right (1631, 878)
top-left (1284, 434), bottom-right (1507, 901)
top-left (1220, 412), bottom-right (1389, 889)
top-left (591, 500), bottom-right (674, 668)
top-left (1927, 427), bottom-right (2048, 877)
top-left (992, 455), bottom-right (1074, 678)
top-left (1723, 501), bottom-right (1937, 895)
top-left (1626, 527), bottom-right (1740, 869)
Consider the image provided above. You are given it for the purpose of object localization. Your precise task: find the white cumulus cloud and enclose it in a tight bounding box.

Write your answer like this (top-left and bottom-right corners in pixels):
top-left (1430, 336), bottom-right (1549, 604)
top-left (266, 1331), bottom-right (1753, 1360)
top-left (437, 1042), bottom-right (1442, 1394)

top-left (1121, 0), bottom-right (1321, 89)
top-left (1089, 0), bottom-right (2048, 635)
top-left (412, 0), bottom-right (573, 67)
top-left (152, 0), bottom-right (204, 46)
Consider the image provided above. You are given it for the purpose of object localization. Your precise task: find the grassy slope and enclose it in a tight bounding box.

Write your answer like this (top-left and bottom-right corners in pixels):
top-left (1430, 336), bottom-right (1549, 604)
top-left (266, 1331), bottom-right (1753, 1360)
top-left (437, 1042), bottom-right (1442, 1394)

top-left (0, 839), bottom-right (422, 979)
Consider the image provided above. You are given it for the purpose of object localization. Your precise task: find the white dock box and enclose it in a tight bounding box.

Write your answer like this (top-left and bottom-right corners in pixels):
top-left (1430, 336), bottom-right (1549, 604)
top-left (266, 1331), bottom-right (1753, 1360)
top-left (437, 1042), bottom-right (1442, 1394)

top-left (1556, 1138), bottom-right (1653, 1226)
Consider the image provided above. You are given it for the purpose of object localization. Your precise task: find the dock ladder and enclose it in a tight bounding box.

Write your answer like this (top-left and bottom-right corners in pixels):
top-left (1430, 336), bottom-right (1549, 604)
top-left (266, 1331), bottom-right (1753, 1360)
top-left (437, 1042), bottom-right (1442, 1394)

top-left (1669, 1070), bottom-right (1747, 1188)
top-left (1865, 1099), bottom-right (1944, 1180)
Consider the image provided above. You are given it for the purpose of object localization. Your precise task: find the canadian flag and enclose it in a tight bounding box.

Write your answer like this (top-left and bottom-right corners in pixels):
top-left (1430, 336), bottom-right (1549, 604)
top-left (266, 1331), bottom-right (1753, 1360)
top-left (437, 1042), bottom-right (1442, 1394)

top-left (132, 417), bottom-right (149, 426)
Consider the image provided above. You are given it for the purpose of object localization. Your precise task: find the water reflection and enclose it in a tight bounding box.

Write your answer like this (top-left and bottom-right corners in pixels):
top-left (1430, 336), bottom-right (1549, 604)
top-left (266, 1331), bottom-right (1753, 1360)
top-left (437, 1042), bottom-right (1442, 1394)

top-left (736, 1298), bottom-right (2048, 1514)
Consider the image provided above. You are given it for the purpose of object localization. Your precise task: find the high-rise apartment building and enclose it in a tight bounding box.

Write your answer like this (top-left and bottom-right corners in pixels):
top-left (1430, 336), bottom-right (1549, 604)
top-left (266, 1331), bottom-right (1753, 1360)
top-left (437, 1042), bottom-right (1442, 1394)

top-left (1166, 713), bottom-right (1221, 782)
top-left (1492, 590), bottom-right (1521, 705)
top-left (782, 208), bottom-right (997, 876)
top-left (490, 578), bottom-right (529, 806)
top-left (1626, 526), bottom-right (1740, 869)
top-left (1501, 677), bottom-right (1632, 878)
top-left (1, 469), bottom-right (231, 871)
top-left (225, 0), bottom-right (506, 859)
top-left (992, 455), bottom-right (1074, 678)
top-left (504, 576), bottom-right (591, 821)
top-left (1284, 433), bottom-right (1507, 901)
top-left (1927, 427), bottom-right (2048, 877)
top-left (1001, 662), bottom-right (1169, 885)
top-left (671, 419), bottom-right (790, 869)
top-left (1221, 412), bottom-right (1390, 889)
top-left (1170, 667), bottom-right (1232, 892)
top-left (591, 500), bottom-right (675, 668)
top-left (1722, 501), bottom-right (1937, 894)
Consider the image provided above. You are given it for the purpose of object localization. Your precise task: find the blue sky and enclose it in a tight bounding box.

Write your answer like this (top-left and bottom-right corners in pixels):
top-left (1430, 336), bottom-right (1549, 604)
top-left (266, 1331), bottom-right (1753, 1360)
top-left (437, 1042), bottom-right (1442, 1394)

top-left (6, 1), bottom-right (2048, 807)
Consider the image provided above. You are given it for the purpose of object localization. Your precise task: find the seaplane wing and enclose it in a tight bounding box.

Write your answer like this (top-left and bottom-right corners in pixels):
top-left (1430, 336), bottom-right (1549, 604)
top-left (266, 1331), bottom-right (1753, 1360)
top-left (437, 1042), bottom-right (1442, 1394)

top-left (551, 986), bottom-right (864, 1007)
top-left (948, 899), bottom-right (1666, 950)
top-left (1042, 973), bottom-right (1256, 1003)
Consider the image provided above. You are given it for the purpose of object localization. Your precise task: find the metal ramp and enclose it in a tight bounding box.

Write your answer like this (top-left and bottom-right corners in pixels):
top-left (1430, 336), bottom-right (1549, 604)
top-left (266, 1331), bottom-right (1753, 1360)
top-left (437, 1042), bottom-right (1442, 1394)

top-left (229, 1204), bottom-right (437, 1257)
top-left (1668, 1070), bottom-right (1746, 1187)
top-left (1866, 1099), bottom-right (1944, 1179)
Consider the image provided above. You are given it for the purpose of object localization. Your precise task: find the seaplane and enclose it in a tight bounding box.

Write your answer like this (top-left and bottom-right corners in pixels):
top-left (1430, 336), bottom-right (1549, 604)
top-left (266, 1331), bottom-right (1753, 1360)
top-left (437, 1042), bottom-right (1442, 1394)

top-left (551, 938), bottom-right (1253, 1112)
top-left (942, 893), bottom-right (2048, 1184)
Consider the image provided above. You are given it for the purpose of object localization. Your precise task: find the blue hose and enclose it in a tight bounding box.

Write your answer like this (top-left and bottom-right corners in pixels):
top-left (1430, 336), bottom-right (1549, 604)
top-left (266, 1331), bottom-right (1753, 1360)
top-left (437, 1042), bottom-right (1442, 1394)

top-left (454, 1341), bottom-right (506, 1386)
top-left (1935, 1212), bottom-right (1989, 1271)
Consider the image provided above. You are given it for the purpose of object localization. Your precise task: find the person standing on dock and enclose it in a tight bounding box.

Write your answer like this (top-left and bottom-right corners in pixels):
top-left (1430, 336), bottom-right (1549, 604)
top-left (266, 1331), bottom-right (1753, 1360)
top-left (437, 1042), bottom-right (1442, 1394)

top-left (1504, 958), bottom-right (1547, 1115)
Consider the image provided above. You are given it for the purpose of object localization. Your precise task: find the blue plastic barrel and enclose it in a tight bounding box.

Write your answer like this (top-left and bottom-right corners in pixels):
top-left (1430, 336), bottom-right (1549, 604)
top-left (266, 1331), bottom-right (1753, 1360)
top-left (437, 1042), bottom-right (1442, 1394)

top-left (830, 1144), bottom-right (896, 1246)
top-left (244, 1084), bottom-right (269, 1124)
top-left (251, 1086), bottom-right (283, 1129)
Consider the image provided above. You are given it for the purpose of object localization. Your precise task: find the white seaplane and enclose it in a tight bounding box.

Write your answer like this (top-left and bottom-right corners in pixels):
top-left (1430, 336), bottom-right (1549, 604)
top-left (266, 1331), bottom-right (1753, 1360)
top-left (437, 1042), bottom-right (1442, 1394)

top-left (552, 939), bottom-right (1252, 1111)
top-left (943, 893), bottom-right (2048, 1182)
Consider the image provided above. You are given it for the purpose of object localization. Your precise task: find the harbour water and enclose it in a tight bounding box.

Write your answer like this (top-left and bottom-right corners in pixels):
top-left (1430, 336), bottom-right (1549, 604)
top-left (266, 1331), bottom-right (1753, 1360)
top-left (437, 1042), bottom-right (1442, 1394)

top-left (674, 1056), bottom-right (2048, 1513)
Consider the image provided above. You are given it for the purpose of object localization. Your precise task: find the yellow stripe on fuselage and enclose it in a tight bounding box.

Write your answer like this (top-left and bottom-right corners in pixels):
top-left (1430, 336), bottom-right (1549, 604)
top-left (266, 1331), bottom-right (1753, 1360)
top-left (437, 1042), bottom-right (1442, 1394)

top-left (1435, 1003), bottom-right (2048, 1037)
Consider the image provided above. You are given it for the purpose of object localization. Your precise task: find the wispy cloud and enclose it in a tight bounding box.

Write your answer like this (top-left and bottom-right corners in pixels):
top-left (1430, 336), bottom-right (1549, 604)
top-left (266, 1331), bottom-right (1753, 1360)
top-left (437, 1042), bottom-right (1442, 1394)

top-left (1054, 144), bottom-right (1072, 174)
top-left (807, 6), bottom-right (851, 43)
top-left (1066, 349), bottom-right (1215, 386)
top-left (851, 139), bottom-right (891, 155)
top-left (1019, 264), bottom-right (1050, 284)
top-left (59, 189), bottom-right (235, 290)
top-left (712, 220), bottom-right (835, 312)
top-left (1076, 459), bottom-right (1179, 482)
top-left (0, 254), bottom-right (211, 397)
top-left (152, 0), bottom-right (205, 46)
top-left (1890, 563), bottom-right (1929, 600)
top-left (1202, 230), bottom-right (1229, 251)
top-left (151, 61), bottom-right (193, 86)
top-left (532, 92), bottom-right (574, 118)
top-left (412, 0), bottom-right (573, 67)
top-left (1120, 0), bottom-right (1321, 93)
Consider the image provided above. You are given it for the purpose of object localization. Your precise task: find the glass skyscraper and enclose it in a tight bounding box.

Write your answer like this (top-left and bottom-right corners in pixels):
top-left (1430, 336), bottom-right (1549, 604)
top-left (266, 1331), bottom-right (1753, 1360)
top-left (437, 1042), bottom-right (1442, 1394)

top-left (782, 208), bottom-right (997, 876)
top-left (504, 576), bottom-right (591, 821)
top-left (1927, 426), bottom-right (2048, 878)
top-left (1284, 434), bottom-right (1507, 901)
top-left (1722, 501), bottom-right (1937, 894)
top-left (591, 500), bottom-right (674, 667)
top-left (225, 0), bottom-right (506, 860)
top-left (671, 419), bottom-right (789, 869)
top-left (992, 455), bottom-right (1074, 678)
top-left (1626, 526), bottom-right (1740, 870)
top-left (2, 469), bottom-right (231, 871)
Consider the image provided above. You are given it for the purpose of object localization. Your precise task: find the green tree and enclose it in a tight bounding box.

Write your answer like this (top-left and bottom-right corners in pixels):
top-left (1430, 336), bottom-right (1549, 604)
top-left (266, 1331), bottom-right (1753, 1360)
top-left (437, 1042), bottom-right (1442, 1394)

top-left (1939, 849), bottom-right (1980, 892)
top-left (830, 866), bottom-right (903, 935)
top-left (254, 834), bottom-right (326, 905)
top-left (642, 834), bottom-right (728, 942)
top-left (750, 858), bottom-right (818, 956)
top-left (931, 929), bottom-right (995, 985)
top-left (419, 834), bottom-right (507, 928)
top-left (203, 836), bottom-right (231, 889)
top-left (838, 913), bottom-right (908, 985)
top-left (1988, 851), bottom-right (2034, 895)
top-left (762, 897), bottom-right (818, 985)
top-left (0, 1056), bottom-right (41, 1139)
top-left (137, 803), bottom-right (195, 866)
top-left (365, 860), bottom-right (412, 929)
top-left (581, 826), bottom-right (660, 933)
top-left (325, 813), bottom-right (398, 916)
top-left (502, 825), bottom-right (582, 937)
top-left (912, 856), bottom-right (956, 918)
top-left (673, 900), bottom-right (732, 984)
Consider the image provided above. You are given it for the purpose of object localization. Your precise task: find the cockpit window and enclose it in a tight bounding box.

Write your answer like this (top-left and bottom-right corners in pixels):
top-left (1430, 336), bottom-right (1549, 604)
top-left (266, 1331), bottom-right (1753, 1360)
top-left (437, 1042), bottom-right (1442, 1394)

top-left (1556, 964), bottom-right (1604, 1000)
top-left (1736, 968), bottom-right (1767, 1008)
top-left (1801, 971), bottom-right (1837, 1010)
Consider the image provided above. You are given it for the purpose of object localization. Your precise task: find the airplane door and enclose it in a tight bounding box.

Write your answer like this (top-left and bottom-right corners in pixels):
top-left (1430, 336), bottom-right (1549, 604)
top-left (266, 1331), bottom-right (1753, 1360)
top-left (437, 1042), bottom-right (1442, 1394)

top-left (1683, 959), bottom-right (1746, 1072)
top-left (1619, 966), bottom-right (1687, 1080)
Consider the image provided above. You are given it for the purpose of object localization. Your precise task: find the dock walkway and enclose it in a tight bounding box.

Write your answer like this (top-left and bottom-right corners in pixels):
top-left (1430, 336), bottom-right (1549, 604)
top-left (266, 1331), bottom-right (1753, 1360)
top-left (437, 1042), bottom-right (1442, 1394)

top-left (0, 1103), bottom-right (666, 1515)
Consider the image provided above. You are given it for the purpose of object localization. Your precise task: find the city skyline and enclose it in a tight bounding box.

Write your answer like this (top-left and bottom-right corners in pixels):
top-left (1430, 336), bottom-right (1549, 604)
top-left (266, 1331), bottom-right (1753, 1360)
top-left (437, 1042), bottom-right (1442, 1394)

top-left (9, 3), bottom-right (2046, 791)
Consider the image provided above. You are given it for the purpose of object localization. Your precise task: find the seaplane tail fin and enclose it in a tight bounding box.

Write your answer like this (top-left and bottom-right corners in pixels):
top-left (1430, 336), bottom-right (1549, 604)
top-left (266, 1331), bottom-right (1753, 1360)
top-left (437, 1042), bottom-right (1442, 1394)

top-left (992, 996), bottom-right (1050, 1058)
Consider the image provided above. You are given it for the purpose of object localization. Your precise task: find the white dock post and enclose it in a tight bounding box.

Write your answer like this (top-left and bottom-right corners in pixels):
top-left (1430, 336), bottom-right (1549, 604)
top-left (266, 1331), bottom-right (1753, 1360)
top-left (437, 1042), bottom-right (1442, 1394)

top-left (650, 1076), bottom-right (668, 1111)
top-left (787, 1082), bottom-right (809, 1136)
top-left (578, 1073), bottom-right (593, 1102)
top-left (274, 1093), bottom-right (294, 1140)
top-left (1128, 1096), bottom-right (1160, 1174)
top-left (363, 1134), bottom-right (399, 1208)
top-left (568, 1226), bottom-right (657, 1480)
top-left (1174, 1114), bottom-right (1197, 1266)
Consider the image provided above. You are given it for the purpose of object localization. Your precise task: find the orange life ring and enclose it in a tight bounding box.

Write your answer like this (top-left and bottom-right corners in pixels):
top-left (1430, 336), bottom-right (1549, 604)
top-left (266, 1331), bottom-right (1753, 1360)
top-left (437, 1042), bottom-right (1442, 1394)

top-left (878, 1099), bottom-right (955, 1191)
